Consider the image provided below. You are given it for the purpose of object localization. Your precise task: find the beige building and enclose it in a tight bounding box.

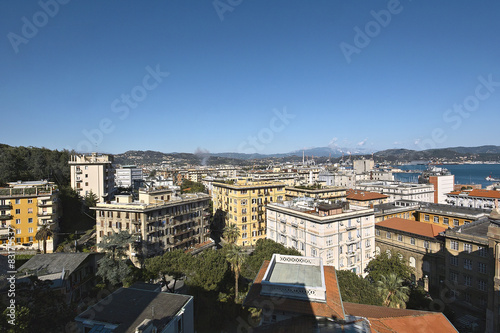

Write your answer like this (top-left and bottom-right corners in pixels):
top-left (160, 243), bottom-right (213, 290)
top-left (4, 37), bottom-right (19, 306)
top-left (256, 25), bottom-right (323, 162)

top-left (487, 208), bottom-right (500, 333)
top-left (285, 186), bottom-right (347, 201)
top-left (212, 180), bottom-right (286, 246)
top-left (69, 153), bottom-right (115, 202)
top-left (355, 181), bottom-right (434, 203)
top-left (0, 180), bottom-right (60, 252)
top-left (266, 199), bottom-right (375, 275)
top-left (93, 188), bottom-right (210, 263)
top-left (375, 217), bottom-right (446, 290)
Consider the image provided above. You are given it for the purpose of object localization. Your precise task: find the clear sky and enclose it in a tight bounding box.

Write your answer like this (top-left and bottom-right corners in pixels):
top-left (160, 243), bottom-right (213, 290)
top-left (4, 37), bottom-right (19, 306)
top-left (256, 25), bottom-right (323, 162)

top-left (1, 0), bottom-right (499, 155)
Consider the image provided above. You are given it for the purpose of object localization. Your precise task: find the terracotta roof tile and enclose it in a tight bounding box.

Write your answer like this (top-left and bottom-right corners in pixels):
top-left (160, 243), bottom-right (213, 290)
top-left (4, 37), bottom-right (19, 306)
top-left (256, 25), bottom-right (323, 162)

top-left (376, 218), bottom-right (447, 238)
top-left (243, 261), bottom-right (345, 320)
top-left (347, 189), bottom-right (389, 201)
top-left (447, 189), bottom-right (500, 199)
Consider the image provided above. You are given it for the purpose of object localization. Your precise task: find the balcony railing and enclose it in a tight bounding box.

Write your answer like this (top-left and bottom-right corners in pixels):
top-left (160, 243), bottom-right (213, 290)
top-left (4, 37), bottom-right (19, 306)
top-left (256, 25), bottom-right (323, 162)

top-left (0, 204), bottom-right (13, 210)
top-left (0, 215), bottom-right (13, 220)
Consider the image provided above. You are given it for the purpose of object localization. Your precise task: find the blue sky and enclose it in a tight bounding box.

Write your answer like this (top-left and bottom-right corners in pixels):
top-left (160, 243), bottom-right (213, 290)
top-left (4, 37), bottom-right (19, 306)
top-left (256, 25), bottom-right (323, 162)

top-left (1, 0), bottom-right (499, 154)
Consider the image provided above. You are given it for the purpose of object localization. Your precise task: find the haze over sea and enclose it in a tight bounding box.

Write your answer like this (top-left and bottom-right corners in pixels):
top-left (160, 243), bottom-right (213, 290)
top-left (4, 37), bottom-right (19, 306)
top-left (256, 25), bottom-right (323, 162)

top-left (394, 164), bottom-right (500, 188)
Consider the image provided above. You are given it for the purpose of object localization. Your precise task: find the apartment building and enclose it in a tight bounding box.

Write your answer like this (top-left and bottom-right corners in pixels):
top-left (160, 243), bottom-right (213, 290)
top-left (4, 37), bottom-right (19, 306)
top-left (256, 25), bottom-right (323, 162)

top-left (445, 188), bottom-right (500, 209)
top-left (0, 180), bottom-right (60, 252)
top-left (266, 198), bottom-right (375, 275)
top-left (69, 152), bottom-right (115, 202)
top-left (354, 181), bottom-right (434, 203)
top-left (429, 174), bottom-right (455, 204)
top-left (285, 186), bottom-right (347, 201)
top-left (375, 218), bottom-right (446, 290)
top-left (373, 200), bottom-right (419, 222)
top-left (487, 208), bottom-right (500, 333)
top-left (93, 188), bottom-right (210, 262)
top-left (416, 202), bottom-right (489, 229)
top-left (115, 165), bottom-right (143, 188)
top-left (212, 180), bottom-right (286, 246)
top-left (443, 218), bottom-right (492, 330)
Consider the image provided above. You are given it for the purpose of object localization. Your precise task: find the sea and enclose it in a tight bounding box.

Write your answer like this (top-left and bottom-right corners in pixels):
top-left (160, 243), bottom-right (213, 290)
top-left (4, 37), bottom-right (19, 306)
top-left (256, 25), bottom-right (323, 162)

top-left (393, 164), bottom-right (500, 188)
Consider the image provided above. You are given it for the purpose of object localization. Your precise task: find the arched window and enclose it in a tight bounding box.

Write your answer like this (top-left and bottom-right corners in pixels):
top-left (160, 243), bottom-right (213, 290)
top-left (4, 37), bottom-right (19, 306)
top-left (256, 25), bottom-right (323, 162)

top-left (375, 246), bottom-right (380, 255)
top-left (409, 257), bottom-right (416, 268)
top-left (386, 249), bottom-right (392, 259)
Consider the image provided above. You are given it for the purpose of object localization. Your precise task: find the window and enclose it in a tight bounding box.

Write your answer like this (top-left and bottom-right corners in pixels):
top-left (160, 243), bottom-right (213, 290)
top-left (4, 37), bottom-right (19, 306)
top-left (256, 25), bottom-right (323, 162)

top-left (28, 208), bottom-right (33, 214)
top-left (311, 235), bottom-right (317, 245)
top-left (433, 216), bottom-right (439, 223)
top-left (375, 246), bottom-right (380, 255)
top-left (478, 279), bottom-right (487, 291)
top-left (450, 255), bottom-right (458, 266)
top-left (365, 239), bottom-right (371, 247)
top-left (386, 249), bottom-right (391, 258)
top-left (386, 232), bottom-right (391, 239)
top-left (241, 233), bottom-right (247, 239)
top-left (478, 246), bottom-right (487, 257)
top-left (453, 219), bottom-right (459, 227)
top-left (423, 241), bottom-right (430, 249)
top-left (27, 199), bottom-right (33, 204)
top-left (450, 240), bottom-right (459, 251)
top-left (15, 219), bottom-right (21, 224)
top-left (376, 229), bottom-right (380, 236)
top-left (326, 236), bottom-right (333, 247)
top-left (15, 209), bottom-right (20, 214)
top-left (409, 257), bottom-right (416, 268)
top-left (397, 234), bottom-right (403, 242)
top-left (443, 217), bottom-right (449, 225)
top-left (28, 228), bottom-right (33, 233)
top-left (311, 248), bottom-right (317, 256)
top-left (478, 262), bottom-right (487, 274)
top-left (410, 237), bottom-right (415, 245)
top-left (423, 261), bottom-right (430, 272)
top-left (28, 218), bottom-right (33, 223)
top-left (15, 199), bottom-right (20, 204)
top-left (462, 258), bottom-right (472, 270)
top-left (327, 249), bottom-right (333, 260)
top-left (464, 243), bottom-right (472, 253)
top-left (424, 215), bottom-right (429, 221)
top-left (16, 229), bottom-right (21, 234)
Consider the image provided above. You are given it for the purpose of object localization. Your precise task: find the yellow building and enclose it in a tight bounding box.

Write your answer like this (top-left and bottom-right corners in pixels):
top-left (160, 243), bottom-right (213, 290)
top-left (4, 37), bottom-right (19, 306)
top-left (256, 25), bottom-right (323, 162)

top-left (212, 180), bottom-right (286, 246)
top-left (0, 181), bottom-right (59, 252)
top-left (415, 203), bottom-right (487, 229)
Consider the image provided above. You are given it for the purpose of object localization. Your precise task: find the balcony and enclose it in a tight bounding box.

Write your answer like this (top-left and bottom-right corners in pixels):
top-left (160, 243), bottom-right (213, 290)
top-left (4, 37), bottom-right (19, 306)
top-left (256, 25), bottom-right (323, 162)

top-left (346, 225), bottom-right (356, 231)
top-left (76, 179), bottom-right (82, 182)
top-left (76, 169), bottom-right (82, 174)
top-left (0, 204), bottom-right (12, 210)
top-left (131, 219), bottom-right (141, 225)
top-left (38, 211), bottom-right (54, 218)
top-left (37, 201), bottom-right (52, 207)
top-left (0, 214), bottom-right (12, 220)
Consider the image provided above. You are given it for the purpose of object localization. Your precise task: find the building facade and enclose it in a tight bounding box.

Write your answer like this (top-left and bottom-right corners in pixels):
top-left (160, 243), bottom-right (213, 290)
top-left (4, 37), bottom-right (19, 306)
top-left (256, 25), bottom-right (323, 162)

top-left (375, 217), bottom-right (446, 290)
top-left (115, 165), bottom-right (143, 188)
top-left (415, 202), bottom-right (488, 229)
top-left (346, 189), bottom-right (389, 207)
top-left (212, 180), bottom-right (286, 246)
top-left (429, 174), bottom-right (455, 204)
top-left (0, 180), bottom-right (60, 252)
top-left (93, 188), bottom-right (210, 263)
top-left (266, 199), bottom-right (375, 275)
top-left (445, 189), bottom-right (500, 209)
top-left (285, 186), bottom-right (347, 201)
top-left (354, 181), bottom-right (434, 203)
top-left (69, 153), bottom-right (115, 202)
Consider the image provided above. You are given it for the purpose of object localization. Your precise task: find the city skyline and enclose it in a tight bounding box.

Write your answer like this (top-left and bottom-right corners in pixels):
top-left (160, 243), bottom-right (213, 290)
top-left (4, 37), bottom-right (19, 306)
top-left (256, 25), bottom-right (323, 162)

top-left (1, 1), bottom-right (499, 155)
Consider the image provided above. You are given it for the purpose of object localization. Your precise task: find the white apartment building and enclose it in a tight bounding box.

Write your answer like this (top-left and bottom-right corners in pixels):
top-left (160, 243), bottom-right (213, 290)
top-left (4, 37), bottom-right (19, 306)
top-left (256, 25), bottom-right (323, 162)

top-left (354, 181), bottom-right (434, 203)
top-left (69, 153), bottom-right (115, 202)
top-left (445, 189), bottom-right (500, 209)
top-left (115, 165), bottom-right (143, 188)
top-left (266, 198), bottom-right (375, 275)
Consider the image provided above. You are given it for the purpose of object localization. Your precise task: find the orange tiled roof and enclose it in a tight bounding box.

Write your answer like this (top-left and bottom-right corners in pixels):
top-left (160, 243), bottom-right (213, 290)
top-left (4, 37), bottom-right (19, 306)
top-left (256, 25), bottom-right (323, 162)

top-left (447, 189), bottom-right (500, 199)
top-left (344, 303), bottom-right (457, 333)
top-left (243, 261), bottom-right (345, 320)
top-left (376, 218), bottom-right (447, 238)
top-left (347, 189), bottom-right (388, 201)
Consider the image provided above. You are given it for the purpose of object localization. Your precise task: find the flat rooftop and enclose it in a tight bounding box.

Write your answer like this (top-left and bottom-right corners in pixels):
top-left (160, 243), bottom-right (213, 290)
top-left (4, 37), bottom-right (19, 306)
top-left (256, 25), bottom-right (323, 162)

top-left (267, 262), bottom-right (322, 288)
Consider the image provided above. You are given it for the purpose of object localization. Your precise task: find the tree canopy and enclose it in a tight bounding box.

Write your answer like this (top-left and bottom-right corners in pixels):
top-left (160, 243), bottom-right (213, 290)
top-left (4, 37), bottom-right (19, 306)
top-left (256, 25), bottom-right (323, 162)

top-left (336, 270), bottom-right (383, 306)
top-left (187, 248), bottom-right (230, 292)
top-left (97, 231), bottom-right (133, 285)
top-left (181, 179), bottom-right (206, 193)
top-left (146, 249), bottom-right (193, 292)
top-left (364, 252), bottom-right (413, 284)
top-left (242, 238), bottom-right (302, 280)
top-left (376, 273), bottom-right (411, 309)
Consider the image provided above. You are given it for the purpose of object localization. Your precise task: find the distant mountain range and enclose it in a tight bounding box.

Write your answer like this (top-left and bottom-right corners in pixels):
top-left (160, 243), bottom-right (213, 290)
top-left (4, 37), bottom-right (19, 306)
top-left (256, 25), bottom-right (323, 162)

top-left (113, 145), bottom-right (500, 165)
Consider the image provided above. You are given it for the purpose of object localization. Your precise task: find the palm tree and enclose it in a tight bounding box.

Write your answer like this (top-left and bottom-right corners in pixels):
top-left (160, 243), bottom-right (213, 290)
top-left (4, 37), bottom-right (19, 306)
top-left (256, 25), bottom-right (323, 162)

top-left (223, 223), bottom-right (240, 245)
top-left (376, 273), bottom-right (410, 309)
top-left (226, 245), bottom-right (246, 301)
top-left (35, 224), bottom-right (53, 254)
